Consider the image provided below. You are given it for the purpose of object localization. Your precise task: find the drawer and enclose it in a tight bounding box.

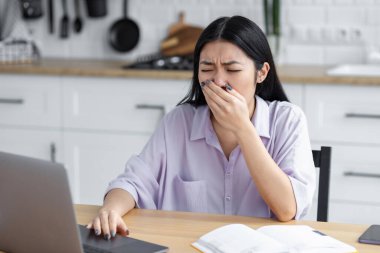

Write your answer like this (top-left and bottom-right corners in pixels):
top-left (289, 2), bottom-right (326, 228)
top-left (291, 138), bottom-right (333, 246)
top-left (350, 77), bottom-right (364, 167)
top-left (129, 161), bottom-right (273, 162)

top-left (0, 127), bottom-right (63, 163)
top-left (305, 84), bottom-right (380, 144)
top-left (312, 143), bottom-right (380, 204)
top-left (329, 201), bottom-right (380, 224)
top-left (301, 198), bottom-right (380, 224)
top-left (0, 75), bottom-right (61, 128)
top-left (63, 77), bottom-right (189, 133)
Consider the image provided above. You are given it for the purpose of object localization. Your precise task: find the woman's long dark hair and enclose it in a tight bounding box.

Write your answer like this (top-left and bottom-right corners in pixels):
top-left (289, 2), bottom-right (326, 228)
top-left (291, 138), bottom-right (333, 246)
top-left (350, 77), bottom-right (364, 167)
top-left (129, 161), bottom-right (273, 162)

top-left (178, 16), bottom-right (288, 107)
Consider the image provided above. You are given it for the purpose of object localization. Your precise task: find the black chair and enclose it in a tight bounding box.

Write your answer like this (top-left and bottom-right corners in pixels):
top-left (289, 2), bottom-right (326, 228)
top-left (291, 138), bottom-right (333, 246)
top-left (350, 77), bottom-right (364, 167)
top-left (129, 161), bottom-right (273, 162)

top-left (312, 146), bottom-right (332, 222)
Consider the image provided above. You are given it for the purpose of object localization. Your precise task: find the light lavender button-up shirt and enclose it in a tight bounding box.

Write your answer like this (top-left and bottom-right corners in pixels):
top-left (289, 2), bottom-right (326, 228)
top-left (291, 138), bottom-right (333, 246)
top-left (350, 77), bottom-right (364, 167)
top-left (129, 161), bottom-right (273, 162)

top-left (107, 96), bottom-right (316, 220)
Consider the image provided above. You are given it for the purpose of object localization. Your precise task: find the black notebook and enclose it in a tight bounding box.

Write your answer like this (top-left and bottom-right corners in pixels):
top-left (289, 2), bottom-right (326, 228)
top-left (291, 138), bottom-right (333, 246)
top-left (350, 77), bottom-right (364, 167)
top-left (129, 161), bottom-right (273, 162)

top-left (79, 225), bottom-right (168, 253)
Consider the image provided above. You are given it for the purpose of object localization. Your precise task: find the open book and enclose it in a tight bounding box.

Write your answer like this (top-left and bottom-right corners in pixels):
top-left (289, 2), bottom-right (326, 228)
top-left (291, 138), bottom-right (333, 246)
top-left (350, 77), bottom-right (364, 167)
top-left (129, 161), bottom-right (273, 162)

top-left (192, 224), bottom-right (357, 253)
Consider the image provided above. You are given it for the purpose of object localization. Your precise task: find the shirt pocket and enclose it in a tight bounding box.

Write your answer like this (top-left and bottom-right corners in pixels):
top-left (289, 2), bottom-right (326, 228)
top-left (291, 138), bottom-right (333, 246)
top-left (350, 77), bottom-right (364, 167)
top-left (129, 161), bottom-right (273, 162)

top-left (173, 175), bottom-right (208, 213)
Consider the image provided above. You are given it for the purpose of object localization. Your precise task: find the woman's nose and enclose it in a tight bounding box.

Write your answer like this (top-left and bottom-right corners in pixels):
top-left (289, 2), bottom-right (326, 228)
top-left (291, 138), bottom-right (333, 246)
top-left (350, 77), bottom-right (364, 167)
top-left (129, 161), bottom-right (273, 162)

top-left (211, 76), bottom-right (227, 87)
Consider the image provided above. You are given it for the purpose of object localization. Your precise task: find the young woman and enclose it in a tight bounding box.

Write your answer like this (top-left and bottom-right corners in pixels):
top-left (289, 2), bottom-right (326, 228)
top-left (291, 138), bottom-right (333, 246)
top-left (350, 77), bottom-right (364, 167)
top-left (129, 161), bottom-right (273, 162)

top-left (87, 16), bottom-right (316, 240)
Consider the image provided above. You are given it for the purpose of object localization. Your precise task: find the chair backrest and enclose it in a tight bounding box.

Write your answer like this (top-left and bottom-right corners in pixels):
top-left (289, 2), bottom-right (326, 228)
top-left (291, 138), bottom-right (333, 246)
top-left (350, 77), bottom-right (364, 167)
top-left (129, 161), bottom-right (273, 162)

top-left (312, 146), bottom-right (332, 222)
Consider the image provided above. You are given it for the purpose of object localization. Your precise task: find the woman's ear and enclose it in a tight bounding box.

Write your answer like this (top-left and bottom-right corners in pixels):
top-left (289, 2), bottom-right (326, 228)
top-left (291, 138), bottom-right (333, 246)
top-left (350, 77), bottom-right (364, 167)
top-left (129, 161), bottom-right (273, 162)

top-left (257, 62), bottom-right (270, 83)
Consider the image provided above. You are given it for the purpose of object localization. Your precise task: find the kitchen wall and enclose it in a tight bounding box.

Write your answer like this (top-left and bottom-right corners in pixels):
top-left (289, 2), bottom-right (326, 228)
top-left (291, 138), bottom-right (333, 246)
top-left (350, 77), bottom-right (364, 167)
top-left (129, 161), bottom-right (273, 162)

top-left (17, 0), bottom-right (380, 65)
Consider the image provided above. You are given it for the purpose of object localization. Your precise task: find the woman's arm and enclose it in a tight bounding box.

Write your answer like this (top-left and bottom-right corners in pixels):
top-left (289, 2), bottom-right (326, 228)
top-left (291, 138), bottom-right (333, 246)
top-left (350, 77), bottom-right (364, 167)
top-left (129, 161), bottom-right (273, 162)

top-left (87, 189), bottom-right (135, 239)
top-left (87, 110), bottom-right (172, 238)
top-left (102, 188), bottom-right (136, 216)
top-left (236, 122), bottom-right (296, 221)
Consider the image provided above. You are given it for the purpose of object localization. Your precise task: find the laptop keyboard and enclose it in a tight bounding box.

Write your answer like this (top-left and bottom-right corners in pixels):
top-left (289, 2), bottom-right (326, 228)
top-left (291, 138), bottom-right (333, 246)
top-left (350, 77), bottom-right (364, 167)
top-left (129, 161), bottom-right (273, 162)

top-left (83, 244), bottom-right (110, 253)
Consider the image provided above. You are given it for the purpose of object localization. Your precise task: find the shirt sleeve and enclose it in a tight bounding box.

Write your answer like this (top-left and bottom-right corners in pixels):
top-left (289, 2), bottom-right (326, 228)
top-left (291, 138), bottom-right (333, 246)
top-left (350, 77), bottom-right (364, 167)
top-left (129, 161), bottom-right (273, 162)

top-left (105, 116), bottom-right (168, 209)
top-left (272, 105), bottom-right (316, 220)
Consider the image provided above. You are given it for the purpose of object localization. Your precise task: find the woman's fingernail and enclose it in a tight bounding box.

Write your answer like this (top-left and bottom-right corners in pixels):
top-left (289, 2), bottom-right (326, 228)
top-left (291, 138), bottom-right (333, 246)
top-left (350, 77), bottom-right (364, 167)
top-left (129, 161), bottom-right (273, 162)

top-left (200, 81), bottom-right (205, 88)
top-left (95, 229), bottom-right (100, 236)
top-left (104, 234), bottom-right (111, 240)
top-left (226, 83), bottom-right (232, 91)
top-left (205, 79), bottom-right (211, 85)
top-left (111, 230), bottom-right (116, 237)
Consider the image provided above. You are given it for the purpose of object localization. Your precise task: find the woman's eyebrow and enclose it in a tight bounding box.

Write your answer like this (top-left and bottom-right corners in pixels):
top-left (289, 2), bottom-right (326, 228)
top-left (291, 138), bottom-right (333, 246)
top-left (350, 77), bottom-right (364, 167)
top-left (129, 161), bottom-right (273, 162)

top-left (200, 60), bottom-right (213, 65)
top-left (222, 60), bottom-right (243, 66)
top-left (199, 60), bottom-right (243, 65)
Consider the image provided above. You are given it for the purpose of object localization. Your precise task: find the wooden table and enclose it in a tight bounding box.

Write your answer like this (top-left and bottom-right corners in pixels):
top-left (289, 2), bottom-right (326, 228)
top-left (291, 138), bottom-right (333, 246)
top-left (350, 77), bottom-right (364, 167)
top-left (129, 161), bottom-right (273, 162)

top-left (75, 205), bottom-right (379, 253)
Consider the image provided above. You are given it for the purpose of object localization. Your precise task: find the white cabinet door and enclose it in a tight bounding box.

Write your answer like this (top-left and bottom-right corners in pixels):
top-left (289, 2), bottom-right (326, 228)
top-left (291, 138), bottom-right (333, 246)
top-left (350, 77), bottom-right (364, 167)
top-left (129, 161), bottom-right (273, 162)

top-left (305, 84), bottom-right (380, 144)
top-left (311, 142), bottom-right (380, 223)
top-left (0, 75), bottom-right (61, 128)
top-left (329, 201), bottom-right (380, 225)
top-left (327, 144), bottom-right (380, 204)
top-left (63, 77), bottom-right (189, 133)
top-left (63, 131), bottom-right (150, 205)
top-left (0, 127), bottom-right (63, 162)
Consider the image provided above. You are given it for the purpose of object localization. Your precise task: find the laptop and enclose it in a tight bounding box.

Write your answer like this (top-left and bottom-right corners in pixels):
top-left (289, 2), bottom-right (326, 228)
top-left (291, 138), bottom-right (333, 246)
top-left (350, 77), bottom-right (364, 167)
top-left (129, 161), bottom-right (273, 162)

top-left (0, 151), bottom-right (168, 253)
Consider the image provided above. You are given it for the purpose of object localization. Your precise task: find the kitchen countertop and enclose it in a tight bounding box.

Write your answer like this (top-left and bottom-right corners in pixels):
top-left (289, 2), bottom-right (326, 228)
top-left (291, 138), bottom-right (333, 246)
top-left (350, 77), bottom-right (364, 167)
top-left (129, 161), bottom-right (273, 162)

top-left (1, 58), bottom-right (380, 85)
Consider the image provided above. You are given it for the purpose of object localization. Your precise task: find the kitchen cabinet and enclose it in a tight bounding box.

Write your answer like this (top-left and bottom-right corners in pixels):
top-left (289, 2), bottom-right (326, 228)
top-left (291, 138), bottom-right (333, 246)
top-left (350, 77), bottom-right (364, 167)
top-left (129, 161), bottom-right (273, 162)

top-left (329, 202), bottom-right (380, 225)
top-left (0, 128), bottom-right (63, 162)
top-left (0, 75), bottom-right (63, 162)
top-left (0, 74), bottom-right (189, 205)
top-left (0, 75), bottom-right (61, 128)
top-left (62, 76), bottom-right (188, 133)
top-left (304, 84), bottom-right (380, 224)
top-left (305, 85), bottom-right (380, 144)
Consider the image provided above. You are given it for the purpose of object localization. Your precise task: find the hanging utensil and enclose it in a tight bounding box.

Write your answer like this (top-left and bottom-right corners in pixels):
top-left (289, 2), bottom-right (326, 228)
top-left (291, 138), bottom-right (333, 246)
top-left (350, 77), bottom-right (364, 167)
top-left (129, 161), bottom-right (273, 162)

top-left (20, 0), bottom-right (43, 19)
top-left (108, 0), bottom-right (139, 52)
top-left (73, 0), bottom-right (83, 33)
top-left (47, 0), bottom-right (54, 34)
top-left (0, 0), bottom-right (6, 40)
top-left (85, 0), bottom-right (107, 18)
top-left (60, 0), bottom-right (69, 38)
top-left (1, 0), bottom-right (17, 41)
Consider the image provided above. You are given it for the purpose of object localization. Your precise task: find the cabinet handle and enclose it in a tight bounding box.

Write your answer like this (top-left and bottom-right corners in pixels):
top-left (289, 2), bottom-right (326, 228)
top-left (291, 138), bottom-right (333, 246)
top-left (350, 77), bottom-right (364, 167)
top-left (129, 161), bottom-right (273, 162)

top-left (0, 98), bottom-right (24, 104)
top-left (50, 143), bottom-right (56, 163)
top-left (343, 171), bottom-right (380, 178)
top-left (135, 104), bottom-right (166, 113)
top-left (345, 113), bottom-right (380, 119)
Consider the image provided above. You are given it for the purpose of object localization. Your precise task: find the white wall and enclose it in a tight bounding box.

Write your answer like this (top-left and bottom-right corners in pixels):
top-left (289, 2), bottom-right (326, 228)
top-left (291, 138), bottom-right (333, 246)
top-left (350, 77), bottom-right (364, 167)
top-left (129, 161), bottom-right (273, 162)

top-left (18, 0), bottom-right (380, 65)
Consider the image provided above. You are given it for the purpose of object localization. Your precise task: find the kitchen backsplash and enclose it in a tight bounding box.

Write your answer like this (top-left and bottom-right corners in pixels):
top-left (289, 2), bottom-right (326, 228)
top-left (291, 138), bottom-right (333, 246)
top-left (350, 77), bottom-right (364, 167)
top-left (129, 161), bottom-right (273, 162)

top-left (17, 0), bottom-right (380, 65)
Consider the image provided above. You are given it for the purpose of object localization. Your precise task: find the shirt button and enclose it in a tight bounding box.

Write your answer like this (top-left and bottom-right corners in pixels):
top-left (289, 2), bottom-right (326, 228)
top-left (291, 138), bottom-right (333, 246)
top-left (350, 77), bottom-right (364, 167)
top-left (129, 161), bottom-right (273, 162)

top-left (226, 171), bottom-right (231, 176)
top-left (225, 196), bottom-right (231, 201)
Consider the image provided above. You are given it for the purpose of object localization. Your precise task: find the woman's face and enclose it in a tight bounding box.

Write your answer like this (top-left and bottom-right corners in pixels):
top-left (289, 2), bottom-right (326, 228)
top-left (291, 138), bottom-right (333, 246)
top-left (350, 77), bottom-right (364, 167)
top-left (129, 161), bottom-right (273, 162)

top-left (198, 40), bottom-right (257, 104)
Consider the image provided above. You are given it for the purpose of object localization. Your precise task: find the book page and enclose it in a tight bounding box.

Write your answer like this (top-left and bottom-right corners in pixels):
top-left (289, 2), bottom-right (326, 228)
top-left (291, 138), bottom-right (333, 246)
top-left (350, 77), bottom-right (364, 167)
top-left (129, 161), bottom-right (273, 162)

top-left (257, 225), bottom-right (357, 253)
top-left (192, 224), bottom-right (289, 253)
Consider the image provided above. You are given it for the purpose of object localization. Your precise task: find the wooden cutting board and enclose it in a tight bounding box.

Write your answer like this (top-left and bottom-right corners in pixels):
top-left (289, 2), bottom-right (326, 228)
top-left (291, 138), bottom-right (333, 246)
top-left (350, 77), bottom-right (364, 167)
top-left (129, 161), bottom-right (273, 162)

top-left (160, 12), bottom-right (203, 56)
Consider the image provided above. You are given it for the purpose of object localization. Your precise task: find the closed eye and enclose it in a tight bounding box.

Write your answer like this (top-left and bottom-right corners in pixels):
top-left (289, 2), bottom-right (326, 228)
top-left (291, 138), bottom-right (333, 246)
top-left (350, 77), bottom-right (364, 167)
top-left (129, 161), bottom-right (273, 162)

top-left (201, 69), bottom-right (213, 72)
top-left (227, 70), bottom-right (242, 72)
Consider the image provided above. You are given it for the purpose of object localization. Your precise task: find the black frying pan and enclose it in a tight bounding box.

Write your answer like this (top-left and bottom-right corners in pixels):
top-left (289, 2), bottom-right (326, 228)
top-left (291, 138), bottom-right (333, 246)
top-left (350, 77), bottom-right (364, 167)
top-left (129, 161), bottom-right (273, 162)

top-left (109, 0), bottom-right (139, 52)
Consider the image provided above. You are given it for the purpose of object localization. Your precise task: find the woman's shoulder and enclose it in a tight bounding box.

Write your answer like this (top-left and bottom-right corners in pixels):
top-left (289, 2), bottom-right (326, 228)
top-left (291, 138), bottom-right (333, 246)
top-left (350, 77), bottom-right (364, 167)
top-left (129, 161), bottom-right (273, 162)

top-left (162, 103), bottom-right (204, 128)
top-left (164, 103), bottom-right (196, 121)
top-left (263, 99), bottom-right (308, 137)
top-left (267, 100), bottom-right (305, 122)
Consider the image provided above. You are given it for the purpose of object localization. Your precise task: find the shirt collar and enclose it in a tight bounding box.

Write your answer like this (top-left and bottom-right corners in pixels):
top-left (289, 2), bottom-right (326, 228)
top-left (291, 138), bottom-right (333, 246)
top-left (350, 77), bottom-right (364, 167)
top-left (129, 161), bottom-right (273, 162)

top-left (252, 95), bottom-right (271, 139)
top-left (190, 95), bottom-right (271, 141)
top-left (190, 105), bottom-right (210, 141)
